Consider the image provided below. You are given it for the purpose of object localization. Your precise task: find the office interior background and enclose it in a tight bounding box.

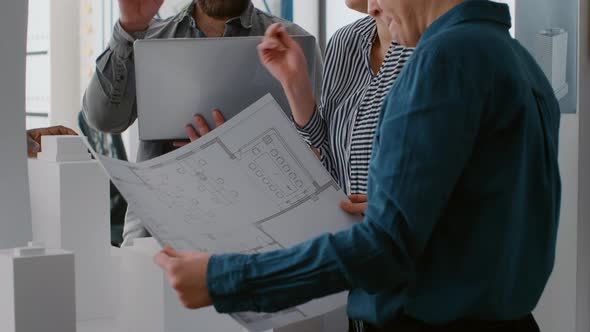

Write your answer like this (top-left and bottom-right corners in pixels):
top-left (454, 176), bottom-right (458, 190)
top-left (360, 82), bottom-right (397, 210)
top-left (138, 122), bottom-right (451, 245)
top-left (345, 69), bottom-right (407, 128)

top-left (24, 0), bottom-right (522, 157)
top-left (16, 0), bottom-right (590, 331)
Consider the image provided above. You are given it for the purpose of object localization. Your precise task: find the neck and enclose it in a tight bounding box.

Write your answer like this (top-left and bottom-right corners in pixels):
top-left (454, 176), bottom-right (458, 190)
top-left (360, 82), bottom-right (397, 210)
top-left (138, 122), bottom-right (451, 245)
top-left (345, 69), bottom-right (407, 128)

top-left (417, 0), bottom-right (464, 38)
top-left (193, 3), bottom-right (228, 37)
top-left (375, 18), bottom-right (393, 57)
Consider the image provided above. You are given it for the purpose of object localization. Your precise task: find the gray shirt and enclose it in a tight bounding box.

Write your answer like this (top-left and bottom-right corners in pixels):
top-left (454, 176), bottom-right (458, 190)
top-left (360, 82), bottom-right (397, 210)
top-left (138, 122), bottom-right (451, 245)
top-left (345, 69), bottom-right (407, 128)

top-left (82, 2), bottom-right (323, 245)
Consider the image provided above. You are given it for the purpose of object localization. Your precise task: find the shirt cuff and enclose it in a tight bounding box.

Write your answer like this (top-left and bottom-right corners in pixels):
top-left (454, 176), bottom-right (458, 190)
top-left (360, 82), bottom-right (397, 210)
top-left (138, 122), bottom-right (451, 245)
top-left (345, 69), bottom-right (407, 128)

top-left (295, 105), bottom-right (325, 147)
top-left (207, 254), bottom-right (258, 313)
top-left (108, 21), bottom-right (148, 59)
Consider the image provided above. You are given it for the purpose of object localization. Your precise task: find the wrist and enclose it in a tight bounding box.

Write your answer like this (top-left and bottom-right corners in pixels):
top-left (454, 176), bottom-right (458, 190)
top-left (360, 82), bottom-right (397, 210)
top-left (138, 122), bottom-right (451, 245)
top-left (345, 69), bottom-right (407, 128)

top-left (275, 70), bottom-right (315, 127)
top-left (282, 73), bottom-right (310, 93)
top-left (200, 254), bottom-right (213, 306)
top-left (119, 19), bottom-right (149, 34)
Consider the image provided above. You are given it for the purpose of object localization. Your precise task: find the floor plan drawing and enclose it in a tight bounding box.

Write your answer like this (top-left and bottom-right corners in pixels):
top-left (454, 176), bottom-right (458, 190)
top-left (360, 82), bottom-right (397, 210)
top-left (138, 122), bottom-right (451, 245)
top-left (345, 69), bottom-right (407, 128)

top-left (88, 95), bottom-right (359, 331)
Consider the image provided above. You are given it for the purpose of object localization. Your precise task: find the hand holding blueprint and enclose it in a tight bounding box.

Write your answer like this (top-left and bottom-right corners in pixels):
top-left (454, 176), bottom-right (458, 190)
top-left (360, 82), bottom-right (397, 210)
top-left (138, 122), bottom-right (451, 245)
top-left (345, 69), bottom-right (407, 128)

top-left (88, 95), bottom-right (361, 331)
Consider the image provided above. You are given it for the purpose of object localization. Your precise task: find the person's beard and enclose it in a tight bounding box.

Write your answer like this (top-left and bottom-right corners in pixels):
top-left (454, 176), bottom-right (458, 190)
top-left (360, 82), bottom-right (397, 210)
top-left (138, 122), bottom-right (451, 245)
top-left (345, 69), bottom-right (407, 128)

top-left (196, 0), bottom-right (251, 19)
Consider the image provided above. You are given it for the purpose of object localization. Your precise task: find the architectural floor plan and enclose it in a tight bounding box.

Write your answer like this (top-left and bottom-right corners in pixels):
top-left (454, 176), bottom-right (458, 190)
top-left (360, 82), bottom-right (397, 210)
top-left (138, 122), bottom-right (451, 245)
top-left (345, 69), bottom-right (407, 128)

top-left (89, 95), bottom-right (359, 331)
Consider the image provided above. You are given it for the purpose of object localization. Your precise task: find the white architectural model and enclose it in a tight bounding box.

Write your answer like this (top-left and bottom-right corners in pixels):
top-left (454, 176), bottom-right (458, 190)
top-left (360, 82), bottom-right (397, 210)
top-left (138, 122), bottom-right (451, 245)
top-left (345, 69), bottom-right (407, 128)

top-left (0, 0), bottom-right (32, 250)
top-left (28, 135), bottom-right (113, 322)
top-left (118, 238), bottom-right (244, 332)
top-left (536, 28), bottom-right (569, 100)
top-left (0, 243), bottom-right (76, 332)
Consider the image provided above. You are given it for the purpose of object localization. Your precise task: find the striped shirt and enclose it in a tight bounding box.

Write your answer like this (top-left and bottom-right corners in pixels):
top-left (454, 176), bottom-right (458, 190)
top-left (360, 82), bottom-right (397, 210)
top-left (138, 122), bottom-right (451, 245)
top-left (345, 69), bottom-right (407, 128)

top-left (297, 16), bottom-right (413, 195)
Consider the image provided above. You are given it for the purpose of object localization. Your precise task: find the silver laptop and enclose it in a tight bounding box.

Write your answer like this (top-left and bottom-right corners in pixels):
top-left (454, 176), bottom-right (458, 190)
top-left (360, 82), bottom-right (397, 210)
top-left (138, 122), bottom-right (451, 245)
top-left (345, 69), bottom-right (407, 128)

top-left (134, 36), bottom-right (317, 141)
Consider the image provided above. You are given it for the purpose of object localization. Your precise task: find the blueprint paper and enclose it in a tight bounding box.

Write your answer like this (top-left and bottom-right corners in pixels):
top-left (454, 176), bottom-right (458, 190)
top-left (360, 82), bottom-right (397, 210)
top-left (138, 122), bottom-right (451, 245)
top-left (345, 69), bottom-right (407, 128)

top-left (87, 94), bottom-right (360, 331)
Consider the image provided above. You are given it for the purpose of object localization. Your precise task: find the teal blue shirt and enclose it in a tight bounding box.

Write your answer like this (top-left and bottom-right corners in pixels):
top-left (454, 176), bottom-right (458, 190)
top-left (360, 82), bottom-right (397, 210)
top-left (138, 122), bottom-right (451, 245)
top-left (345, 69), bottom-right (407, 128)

top-left (206, 1), bottom-right (562, 325)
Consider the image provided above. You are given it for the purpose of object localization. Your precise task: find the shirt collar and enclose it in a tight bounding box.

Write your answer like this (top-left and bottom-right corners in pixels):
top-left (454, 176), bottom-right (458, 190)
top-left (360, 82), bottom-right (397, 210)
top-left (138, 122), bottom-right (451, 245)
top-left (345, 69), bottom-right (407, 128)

top-left (359, 17), bottom-right (378, 44)
top-left (419, 0), bottom-right (511, 45)
top-left (176, 1), bottom-right (254, 29)
top-left (232, 2), bottom-right (255, 29)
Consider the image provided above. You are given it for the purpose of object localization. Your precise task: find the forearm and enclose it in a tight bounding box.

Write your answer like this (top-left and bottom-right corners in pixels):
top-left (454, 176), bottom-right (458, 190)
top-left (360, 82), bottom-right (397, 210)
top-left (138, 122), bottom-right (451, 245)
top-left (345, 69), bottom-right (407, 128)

top-left (293, 105), bottom-right (337, 183)
top-left (282, 75), bottom-right (317, 128)
top-left (207, 210), bottom-right (411, 313)
top-left (82, 21), bottom-right (140, 133)
top-left (207, 235), bottom-right (348, 313)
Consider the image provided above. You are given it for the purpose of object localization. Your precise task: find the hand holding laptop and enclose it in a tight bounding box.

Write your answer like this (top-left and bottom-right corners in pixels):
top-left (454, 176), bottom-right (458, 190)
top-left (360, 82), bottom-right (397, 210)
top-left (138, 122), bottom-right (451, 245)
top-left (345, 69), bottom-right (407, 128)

top-left (172, 109), bottom-right (227, 147)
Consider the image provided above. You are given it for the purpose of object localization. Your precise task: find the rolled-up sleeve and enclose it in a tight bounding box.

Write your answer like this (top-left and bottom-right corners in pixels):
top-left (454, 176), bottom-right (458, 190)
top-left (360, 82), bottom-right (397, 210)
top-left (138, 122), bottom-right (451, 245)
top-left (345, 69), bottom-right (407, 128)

top-left (206, 51), bottom-right (483, 315)
top-left (295, 105), bottom-right (339, 184)
top-left (295, 105), bottom-right (328, 147)
top-left (82, 21), bottom-right (144, 134)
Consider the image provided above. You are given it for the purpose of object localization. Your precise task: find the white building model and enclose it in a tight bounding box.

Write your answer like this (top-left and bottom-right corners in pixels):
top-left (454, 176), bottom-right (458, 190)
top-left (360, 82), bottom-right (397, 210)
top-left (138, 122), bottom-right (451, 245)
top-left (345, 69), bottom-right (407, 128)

top-left (28, 135), bottom-right (114, 322)
top-left (0, 244), bottom-right (76, 332)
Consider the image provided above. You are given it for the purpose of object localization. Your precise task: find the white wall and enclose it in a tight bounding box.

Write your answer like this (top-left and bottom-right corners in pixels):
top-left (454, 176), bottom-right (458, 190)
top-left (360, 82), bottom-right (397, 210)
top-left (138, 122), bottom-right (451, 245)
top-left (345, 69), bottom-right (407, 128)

top-left (325, 1), bottom-right (365, 41)
top-left (534, 116), bottom-right (579, 332)
top-left (252, 0), bottom-right (281, 16)
top-left (0, 1), bottom-right (33, 249)
top-left (293, 0), bottom-right (320, 39)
